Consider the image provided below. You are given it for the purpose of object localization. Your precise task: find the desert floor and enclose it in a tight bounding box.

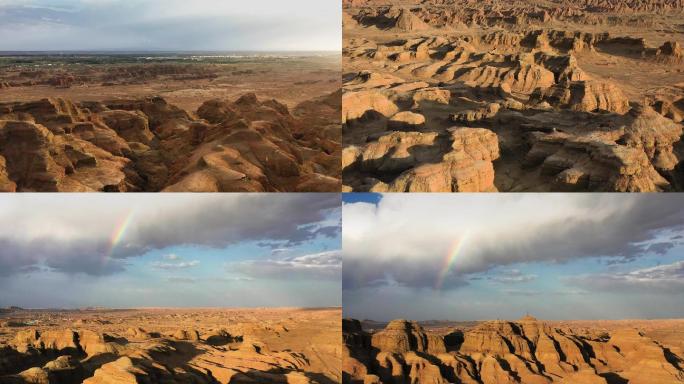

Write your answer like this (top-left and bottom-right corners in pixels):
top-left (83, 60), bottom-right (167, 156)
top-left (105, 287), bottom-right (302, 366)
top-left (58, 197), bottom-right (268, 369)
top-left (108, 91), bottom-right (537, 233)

top-left (0, 307), bottom-right (341, 383)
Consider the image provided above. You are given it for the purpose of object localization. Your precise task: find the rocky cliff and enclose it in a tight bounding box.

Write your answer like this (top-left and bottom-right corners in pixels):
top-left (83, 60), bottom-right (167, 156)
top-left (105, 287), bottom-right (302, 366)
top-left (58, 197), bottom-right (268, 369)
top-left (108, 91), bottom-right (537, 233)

top-left (343, 317), bottom-right (684, 384)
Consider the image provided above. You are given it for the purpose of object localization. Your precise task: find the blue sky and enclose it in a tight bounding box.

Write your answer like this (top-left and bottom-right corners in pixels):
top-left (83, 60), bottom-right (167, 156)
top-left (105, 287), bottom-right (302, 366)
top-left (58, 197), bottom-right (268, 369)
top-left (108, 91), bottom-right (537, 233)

top-left (0, 194), bottom-right (341, 308)
top-left (0, 0), bottom-right (341, 51)
top-left (342, 193), bottom-right (684, 321)
top-left (341, 193), bottom-right (381, 205)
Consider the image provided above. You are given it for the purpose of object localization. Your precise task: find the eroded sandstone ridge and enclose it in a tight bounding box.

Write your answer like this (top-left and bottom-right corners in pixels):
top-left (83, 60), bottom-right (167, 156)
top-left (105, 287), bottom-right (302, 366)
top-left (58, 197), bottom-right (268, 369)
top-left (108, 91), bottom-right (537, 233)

top-left (0, 308), bottom-right (341, 384)
top-left (343, 317), bottom-right (684, 384)
top-left (343, 0), bottom-right (684, 191)
top-left (0, 92), bottom-right (340, 191)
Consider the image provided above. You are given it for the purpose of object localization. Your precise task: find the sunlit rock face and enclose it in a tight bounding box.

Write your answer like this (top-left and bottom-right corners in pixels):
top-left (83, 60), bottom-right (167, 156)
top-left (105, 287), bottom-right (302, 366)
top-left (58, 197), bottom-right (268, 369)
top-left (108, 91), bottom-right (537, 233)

top-left (342, 0), bottom-right (684, 192)
top-left (0, 308), bottom-right (341, 384)
top-left (0, 92), bottom-right (341, 192)
top-left (343, 316), bottom-right (684, 384)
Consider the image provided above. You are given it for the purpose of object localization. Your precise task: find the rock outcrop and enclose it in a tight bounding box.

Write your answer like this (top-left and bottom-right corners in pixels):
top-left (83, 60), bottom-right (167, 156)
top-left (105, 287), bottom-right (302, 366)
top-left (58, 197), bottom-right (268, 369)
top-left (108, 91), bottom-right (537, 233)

top-left (0, 92), bottom-right (341, 192)
top-left (343, 0), bottom-right (684, 192)
top-left (343, 317), bottom-right (684, 384)
top-left (342, 0), bottom-right (684, 192)
top-left (392, 8), bottom-right (430, 32)
top-left (346, 127), bottom-right (500, 192)
top-left (343, 91), bottom-right (399, 124)
top-left (531, 80), bottom-right (631, 114)
top-left (0, 308), bottom-right (340, 384)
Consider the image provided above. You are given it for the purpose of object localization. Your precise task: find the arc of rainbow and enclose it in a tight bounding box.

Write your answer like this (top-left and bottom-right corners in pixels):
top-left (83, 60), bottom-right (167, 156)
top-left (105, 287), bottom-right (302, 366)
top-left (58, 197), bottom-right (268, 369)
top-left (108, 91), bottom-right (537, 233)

top-left (434, 231), bottom-right (470, 290)
top-left (106, 210), bottom-right (136, 259)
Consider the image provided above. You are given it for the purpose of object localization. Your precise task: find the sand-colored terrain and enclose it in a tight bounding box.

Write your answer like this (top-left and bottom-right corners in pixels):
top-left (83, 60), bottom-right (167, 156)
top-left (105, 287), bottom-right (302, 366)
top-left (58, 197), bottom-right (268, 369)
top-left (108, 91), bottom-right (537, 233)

top-left (342, 0), bottom-right (684, 192)
top-left (0, 307), bottom-right (341, 383)
top-left (0, 55), bottom-right (340, 113)
top-left (343, 317), bottom-right (684, 383)
top-left (0, 54), bottom-right (341, 191)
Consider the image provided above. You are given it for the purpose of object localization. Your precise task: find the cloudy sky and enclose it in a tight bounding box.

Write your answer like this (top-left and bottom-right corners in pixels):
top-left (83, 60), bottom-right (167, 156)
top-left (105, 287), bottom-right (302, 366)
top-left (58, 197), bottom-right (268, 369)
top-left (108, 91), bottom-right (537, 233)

top-left (0, 194), bottom-right (341, 308)
top-left (0, 0), bottom-right (341, 51)
top-left (343, 193), bottom-right (684, 321)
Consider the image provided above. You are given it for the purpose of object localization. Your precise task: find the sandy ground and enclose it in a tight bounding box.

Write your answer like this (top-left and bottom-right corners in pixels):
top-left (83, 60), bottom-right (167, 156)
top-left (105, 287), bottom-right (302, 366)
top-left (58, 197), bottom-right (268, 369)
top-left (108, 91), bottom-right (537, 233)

top-left (0, 55), bottom-right (341, 114)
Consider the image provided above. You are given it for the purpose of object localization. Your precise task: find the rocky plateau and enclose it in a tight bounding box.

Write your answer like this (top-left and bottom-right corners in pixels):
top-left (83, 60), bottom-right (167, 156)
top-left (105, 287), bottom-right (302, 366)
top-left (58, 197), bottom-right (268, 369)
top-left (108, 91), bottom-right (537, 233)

top-left (343, 0), bottom-right (684, 191)
top-left (343, 317), bottom-right (684, 383)
top-left (0, 307), bottom-right (341, 384)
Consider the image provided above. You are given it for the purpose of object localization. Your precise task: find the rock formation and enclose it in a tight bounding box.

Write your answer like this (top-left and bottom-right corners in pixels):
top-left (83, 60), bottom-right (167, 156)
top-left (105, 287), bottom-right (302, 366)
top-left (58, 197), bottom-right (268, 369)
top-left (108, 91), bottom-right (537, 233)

top-left (343, 0), bottom-right (684, 191)
top-left (531, 80), bottom-right (631, 114)
top-left (0, 308), bottom-right (341, 384)
top-left (0, 92), bottom-right (341, 192)
top-left (392, 8), bottom-right (430, 32)
top-left (345, 126), bottom-right (500, 192)
top-left (343, 317), bottom-right (684, 384)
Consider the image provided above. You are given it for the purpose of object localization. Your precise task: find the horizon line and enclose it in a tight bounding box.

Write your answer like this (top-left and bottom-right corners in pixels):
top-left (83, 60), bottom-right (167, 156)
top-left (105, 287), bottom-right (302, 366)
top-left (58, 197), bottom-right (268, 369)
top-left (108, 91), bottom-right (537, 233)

top-left (2, 305), bottom-right (342, 311)
top-left (349, 315), bottom-right (684, 322)
top-left (0, 49), bottom-right (341, 54)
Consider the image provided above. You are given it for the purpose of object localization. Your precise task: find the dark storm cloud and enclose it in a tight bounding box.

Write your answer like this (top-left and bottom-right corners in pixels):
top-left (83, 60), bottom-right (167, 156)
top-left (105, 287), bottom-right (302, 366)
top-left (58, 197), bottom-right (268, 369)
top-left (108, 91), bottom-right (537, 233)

top-left (647, 241), bottom-right (679, 255)
top-left (0, 194), bottom-right (340, 277)
top-left (342, 255), bottom-right (469, 290)
top-left (131, 194), bottom-right (340, 250)
top-left (0, 237), bottom-right (140, 276)
top-left (0, 239), bottom-right (42, 276)
top-left (314, 225), bottom-right (342, 239)
top-left (343, 194), bottom-right (684, 290)
top-left (469, 195), bottom-right (684, 269)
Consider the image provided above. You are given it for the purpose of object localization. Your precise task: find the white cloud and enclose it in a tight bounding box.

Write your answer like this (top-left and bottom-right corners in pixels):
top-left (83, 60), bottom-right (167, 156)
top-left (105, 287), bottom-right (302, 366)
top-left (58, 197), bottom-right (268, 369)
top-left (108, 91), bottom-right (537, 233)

top-left (235, 250), bottom-right (342, 280)
top-left (0, 0), bottom-right (341, 51)
top-left (566, 260), bottom-right (684, 293)
top-left (488, 269), bottom-right (537, 284)
top-left (343, 194), bottom-right (684, 290)
top-left (151, 260), bottom-right (199, 270)
top-left (212, 276), bottom-right (254, 282)
top-left (0, 194), bottom-right (339, 276)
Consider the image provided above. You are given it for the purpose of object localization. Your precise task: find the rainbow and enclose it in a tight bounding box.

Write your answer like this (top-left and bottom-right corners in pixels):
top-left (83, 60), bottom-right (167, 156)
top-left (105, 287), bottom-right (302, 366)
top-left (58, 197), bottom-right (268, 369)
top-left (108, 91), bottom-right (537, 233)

top-left (434, 232), bottom-right (470, 290)
top-left (106, 210), bottom-right (136, 258)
